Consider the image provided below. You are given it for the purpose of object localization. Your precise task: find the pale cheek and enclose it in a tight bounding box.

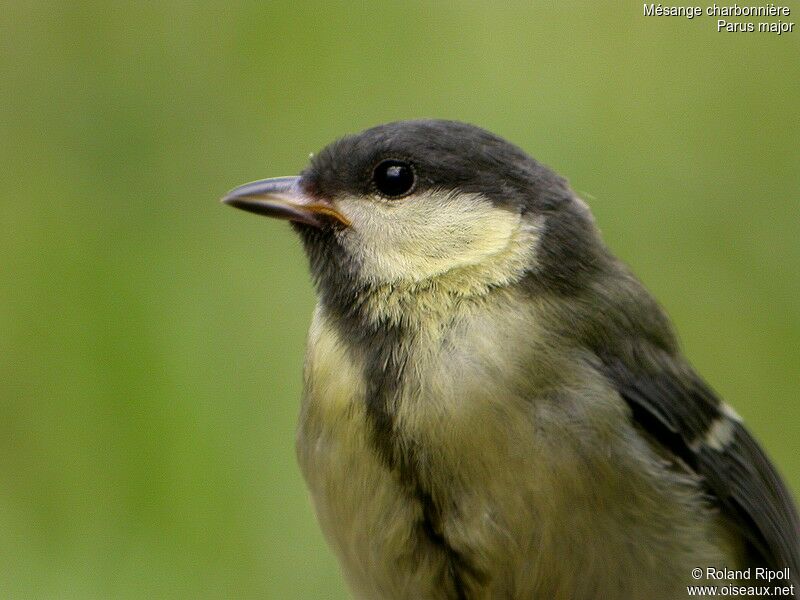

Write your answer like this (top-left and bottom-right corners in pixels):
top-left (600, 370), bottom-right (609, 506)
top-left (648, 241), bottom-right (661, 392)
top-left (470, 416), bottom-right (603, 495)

top-left (335, 194), bottom-right (524, 283)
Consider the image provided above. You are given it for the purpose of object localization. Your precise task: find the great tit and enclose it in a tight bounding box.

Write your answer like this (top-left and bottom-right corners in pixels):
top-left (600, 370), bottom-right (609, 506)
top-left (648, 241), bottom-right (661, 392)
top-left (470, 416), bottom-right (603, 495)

top-left (223, 120), bottom-right (799, 599)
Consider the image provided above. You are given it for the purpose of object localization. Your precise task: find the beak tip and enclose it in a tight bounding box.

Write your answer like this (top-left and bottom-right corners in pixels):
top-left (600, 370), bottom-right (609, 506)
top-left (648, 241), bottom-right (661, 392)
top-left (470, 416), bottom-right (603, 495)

top-left (220, 196), bottom-right (258, 216)
top-left (220, 194), bottom-right (252, 209)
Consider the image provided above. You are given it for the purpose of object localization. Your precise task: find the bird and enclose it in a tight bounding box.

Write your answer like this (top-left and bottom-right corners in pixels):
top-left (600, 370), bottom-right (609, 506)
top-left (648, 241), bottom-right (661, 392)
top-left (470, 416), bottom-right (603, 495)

top-left (222, 120), bottom-right (799, 599)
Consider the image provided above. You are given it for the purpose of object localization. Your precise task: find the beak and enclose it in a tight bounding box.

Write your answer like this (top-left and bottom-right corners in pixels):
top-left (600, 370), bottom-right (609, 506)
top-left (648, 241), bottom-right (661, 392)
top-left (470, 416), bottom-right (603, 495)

top-left (221, 176), bottom-right (350, 228)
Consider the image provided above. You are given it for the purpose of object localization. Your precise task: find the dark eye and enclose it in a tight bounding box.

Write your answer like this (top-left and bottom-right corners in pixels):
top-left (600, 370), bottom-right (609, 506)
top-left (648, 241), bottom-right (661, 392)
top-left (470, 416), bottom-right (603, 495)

top-left (372, 159), bottom-right (416, 198)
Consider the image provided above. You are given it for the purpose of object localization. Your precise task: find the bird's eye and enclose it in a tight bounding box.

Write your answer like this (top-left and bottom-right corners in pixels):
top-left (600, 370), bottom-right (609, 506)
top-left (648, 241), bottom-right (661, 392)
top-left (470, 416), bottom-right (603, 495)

top-left (372, 159), bottom-right (416, 198)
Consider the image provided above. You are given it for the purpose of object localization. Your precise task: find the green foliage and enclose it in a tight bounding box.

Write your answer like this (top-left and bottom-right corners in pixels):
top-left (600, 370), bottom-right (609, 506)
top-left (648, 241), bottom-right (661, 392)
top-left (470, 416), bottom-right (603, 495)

top-left (1, 3), bottom-right (797, 598)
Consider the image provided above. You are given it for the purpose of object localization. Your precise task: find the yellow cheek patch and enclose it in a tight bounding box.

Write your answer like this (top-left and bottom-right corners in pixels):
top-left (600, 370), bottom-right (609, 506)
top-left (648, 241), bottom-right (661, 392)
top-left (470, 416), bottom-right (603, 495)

top-left (336, 191), bottom-right (543, 284)
top-left (334, 192), bottom-right (544, 326)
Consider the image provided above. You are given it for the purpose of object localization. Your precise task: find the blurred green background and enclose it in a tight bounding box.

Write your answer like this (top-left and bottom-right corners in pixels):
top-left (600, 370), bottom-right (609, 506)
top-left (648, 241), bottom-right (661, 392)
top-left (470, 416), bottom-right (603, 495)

top-left (1, 3), bottom-right (798, 598)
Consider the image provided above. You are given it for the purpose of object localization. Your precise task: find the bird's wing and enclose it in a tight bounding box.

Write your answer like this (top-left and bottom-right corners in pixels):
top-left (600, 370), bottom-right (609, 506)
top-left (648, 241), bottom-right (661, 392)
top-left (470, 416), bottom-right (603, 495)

top-left (600, 349), bottom-right (800, 586)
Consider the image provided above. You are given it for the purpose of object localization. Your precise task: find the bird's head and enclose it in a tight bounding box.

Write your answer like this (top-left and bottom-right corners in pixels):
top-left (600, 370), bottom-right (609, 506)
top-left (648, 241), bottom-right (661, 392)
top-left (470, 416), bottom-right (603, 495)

top-left (223, 120), bottom-right (606, 322)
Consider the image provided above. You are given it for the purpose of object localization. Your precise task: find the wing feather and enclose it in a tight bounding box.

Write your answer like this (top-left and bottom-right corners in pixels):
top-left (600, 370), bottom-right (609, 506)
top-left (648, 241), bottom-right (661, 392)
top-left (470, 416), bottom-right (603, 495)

top-left (601, 350), bottom-right (800, 589)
